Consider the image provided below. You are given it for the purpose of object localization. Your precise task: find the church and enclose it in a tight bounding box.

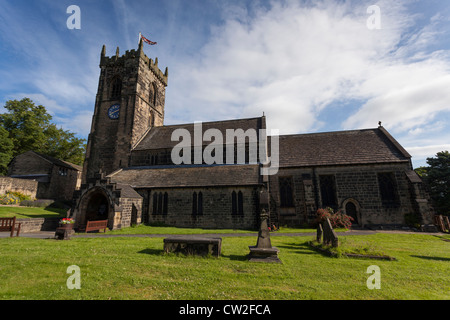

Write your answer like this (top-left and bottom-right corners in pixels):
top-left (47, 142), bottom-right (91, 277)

top-left (70, 40), bottom-right (434, 231)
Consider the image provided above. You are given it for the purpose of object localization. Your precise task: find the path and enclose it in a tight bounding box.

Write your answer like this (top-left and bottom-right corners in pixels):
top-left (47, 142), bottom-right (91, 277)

top-left (4, 229), bottom-right (436, 239)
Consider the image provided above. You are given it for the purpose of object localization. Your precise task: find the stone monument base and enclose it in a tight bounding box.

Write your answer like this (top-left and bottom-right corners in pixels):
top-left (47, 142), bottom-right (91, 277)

top-left (248, 246), bottom-right (281, 263)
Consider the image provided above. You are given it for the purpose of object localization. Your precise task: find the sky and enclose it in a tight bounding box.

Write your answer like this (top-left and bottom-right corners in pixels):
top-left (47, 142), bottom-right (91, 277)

top-left (1, 0), bottom-right (450, 168)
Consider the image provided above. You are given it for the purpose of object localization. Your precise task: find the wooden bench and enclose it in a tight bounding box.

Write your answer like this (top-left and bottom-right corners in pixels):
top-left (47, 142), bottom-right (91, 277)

top-left (163, 236), bottom-right (222, 257)
top-left (84, 220), bottom-right (108, 233)
top-left (0, 217), bottom-right (21, 237)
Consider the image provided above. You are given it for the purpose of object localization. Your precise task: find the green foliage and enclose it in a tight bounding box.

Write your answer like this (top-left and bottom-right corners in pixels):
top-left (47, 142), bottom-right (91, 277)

top-left (0, 191), bottom-right (31, 205)
top-left (0, 193), bottom-right (20, 205)
top-left (417, 151), bottom-right (450, 216)
top-left (0, 98), bottom-right (86, 167)
top-left (0, 126), bottom-right (13, 175)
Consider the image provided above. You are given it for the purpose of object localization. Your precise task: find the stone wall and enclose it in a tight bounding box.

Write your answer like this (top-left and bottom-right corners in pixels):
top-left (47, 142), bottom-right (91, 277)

top-left (116, 197), bottom-right (142, 229)
top-left (17, 217), bottom-right (61, 233)
top-left (137, 186), bottom-right (260, 230)
top-left (0, 177), bottom-right (38, 199)
top-left (269, 162), bottom-right (430, 227)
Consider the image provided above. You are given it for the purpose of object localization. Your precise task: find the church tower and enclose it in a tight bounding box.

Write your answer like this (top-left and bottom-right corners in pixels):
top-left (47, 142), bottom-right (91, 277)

top-left (82, 39), bottom-right (168, 182)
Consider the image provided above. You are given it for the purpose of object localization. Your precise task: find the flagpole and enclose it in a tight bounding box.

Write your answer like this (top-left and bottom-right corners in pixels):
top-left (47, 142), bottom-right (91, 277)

top-left (138, 32), bottom-right (141, 45)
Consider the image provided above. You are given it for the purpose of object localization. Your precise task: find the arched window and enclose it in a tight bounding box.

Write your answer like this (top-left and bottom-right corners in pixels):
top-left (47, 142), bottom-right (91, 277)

top-left (152, 193), bottom-right (158, 215)
top-left (149, 82), bottom-right (157, 105)
top-left (231, 191), bottom-right (237, 216)
top-left (153, 191), bottom-right (168, 215)
top-left (377, 172), bottom-right (399, 207)
top-left (163, 192), bottom-right (168, 215)
top-left (192, 191), bottom-right (203, 216)
top-left (110, 77), bottom-right (122, 99)
top-left (198, 192), bottom-right (203, 215)
top-left (158, 192), bottom-right (163, 215)
top-left (238, 191), bottom-right (244, 216)
top-left (192, 192), bottom-right (197, 216)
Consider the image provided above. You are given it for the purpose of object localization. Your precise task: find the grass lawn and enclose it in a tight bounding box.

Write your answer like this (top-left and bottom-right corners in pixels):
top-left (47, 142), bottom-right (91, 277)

top-left (0, 231), bottom-right (449, 300)
top-left (0, 205), bottom-right (67, 219)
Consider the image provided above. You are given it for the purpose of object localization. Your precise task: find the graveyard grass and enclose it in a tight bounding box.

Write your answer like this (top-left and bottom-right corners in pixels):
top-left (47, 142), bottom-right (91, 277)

top-left (0, 231), bottom-right (449, 300)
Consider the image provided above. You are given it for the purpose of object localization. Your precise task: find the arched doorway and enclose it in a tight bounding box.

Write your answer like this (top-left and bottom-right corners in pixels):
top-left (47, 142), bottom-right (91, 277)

top-left (86, 191), bottom-right (109, 222)
top-left (78, 187), bottom-right (112, 227)
top-left (342, 199), bottom-right (360, 226)
top-left (345, 202), bottom-right (358, 224)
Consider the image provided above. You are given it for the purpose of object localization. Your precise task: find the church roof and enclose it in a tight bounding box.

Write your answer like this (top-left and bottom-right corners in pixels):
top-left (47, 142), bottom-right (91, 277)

top-left (271, 126), bottom-right (411, 168)
top-left (133, 116), bottom-right (266, 151)
top-left (108, 164), bottom-right (261, 188)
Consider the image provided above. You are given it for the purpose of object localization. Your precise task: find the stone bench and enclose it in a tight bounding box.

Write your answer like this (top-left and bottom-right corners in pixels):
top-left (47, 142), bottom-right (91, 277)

top-left (163, 236), bottom-right (222, 257)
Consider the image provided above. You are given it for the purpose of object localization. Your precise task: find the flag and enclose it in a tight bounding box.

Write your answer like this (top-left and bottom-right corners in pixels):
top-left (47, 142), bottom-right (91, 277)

top-left (140, 33), bottom-right (157, 45)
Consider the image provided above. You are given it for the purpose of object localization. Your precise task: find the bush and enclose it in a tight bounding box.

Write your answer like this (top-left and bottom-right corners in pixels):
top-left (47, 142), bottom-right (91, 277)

top-left (0, 193), bottom-right (20, 205)
top-left (6, 191), bottom-right (32, 202)
top-left (0, 191), bottom-right (32, 205)
top-left (316, 207), bottom-right (354, 229)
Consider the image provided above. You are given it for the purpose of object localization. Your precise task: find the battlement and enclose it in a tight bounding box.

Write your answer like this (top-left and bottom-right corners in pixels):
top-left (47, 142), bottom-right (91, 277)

top-left (99, 41), bottom-right (168, 86)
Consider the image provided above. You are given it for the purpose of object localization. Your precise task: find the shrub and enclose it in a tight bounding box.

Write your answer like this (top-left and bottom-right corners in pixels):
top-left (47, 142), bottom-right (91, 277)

top-left (0, 191), bottom-right (32, 205)
top-left (0, 193), bottom-right (20, 205)
top-left (6, 191), bottom-right (32, 202)
top-left (316, 207), bottom-right (354, 229)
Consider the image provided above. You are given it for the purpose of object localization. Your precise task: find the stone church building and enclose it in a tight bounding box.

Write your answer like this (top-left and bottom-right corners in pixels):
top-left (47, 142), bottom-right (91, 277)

top-left (70, 40), bottom-right (434, 231)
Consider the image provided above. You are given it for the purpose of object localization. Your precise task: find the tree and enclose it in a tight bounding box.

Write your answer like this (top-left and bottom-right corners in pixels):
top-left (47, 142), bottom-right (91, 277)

top-left (0, 98), bottom-right (86, 167)
top-left (1, 98), bottom-right (52, 156)
top-left (417, 151), bottom-right (450, 216)
top-left (0, 126), bottom-right (13, 175)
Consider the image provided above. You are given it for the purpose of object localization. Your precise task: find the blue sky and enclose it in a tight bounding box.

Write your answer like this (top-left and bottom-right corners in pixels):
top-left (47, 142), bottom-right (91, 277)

top-left (1, 0), bottom-right (450, 168)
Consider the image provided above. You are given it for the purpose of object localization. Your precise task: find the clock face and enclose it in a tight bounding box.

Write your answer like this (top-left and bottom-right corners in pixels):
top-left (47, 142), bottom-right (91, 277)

top-left (108, 104), bottom-right (120, 119)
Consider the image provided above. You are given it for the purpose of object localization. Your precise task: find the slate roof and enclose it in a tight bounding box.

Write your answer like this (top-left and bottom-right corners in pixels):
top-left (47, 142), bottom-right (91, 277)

top-left (270, 127), bottom-right (411, 168)
top-left (108, 164), bottom-right (261, 188)
top-left (133, 116), bottom-right (265, 150)
top-left (115, 183), bottom-right (143, 199)
top-left (33, 152), bottom-right (83, 171)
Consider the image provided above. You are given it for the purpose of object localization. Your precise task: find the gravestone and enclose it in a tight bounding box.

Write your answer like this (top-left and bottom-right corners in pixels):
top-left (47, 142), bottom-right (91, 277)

top-left (163, 236), bottom-right (222, 257)
top-left (322, 218), bottom-right (339, 247)
top-left (434, 215), bottom-right (447, 233)
top-left (248, 209), bottom-right (281, 263)
top-left (316, 223), bottom-right (323, 243)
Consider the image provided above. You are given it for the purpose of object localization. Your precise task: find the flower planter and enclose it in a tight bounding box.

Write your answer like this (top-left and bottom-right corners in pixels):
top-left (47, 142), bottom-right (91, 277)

top-left (55, 219), bottom-right (75, 240)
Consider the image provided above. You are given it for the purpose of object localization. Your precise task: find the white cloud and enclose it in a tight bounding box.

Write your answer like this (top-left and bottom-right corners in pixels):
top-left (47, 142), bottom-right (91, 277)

top-left (164, 0), bottom-right (450, 166)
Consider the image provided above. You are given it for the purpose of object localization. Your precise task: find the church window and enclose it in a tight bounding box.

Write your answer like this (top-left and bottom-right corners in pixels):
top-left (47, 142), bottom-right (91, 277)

top-left (192, 191), bottom-right (203, 216)
top-left (279, 177), bottom-right (294, 207)
top-left (232, 191), bottom-right (237, 215)
top-left (238, 191), bottom-right (244, 216)
top-left (152, 191), bottom-right (168, 215)
top-left (163, 192), bottom-right (168, 215)
top-left (152, 193), bottom-right (158, 215)
top-left (110, 77), bottom-right (122, 99)
top-left (377, 172), bottom-right (399, 207)
top-left (319, 175), bottom-right (338, 209)
top-left (149, 82), bottom-right (157, 105)
top-left (231, 191), bottom-right (244, 216)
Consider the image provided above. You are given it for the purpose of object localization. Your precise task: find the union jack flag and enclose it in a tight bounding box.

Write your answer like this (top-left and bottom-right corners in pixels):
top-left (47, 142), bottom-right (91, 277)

top-left (141, 34), bottom-right (157, 45)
